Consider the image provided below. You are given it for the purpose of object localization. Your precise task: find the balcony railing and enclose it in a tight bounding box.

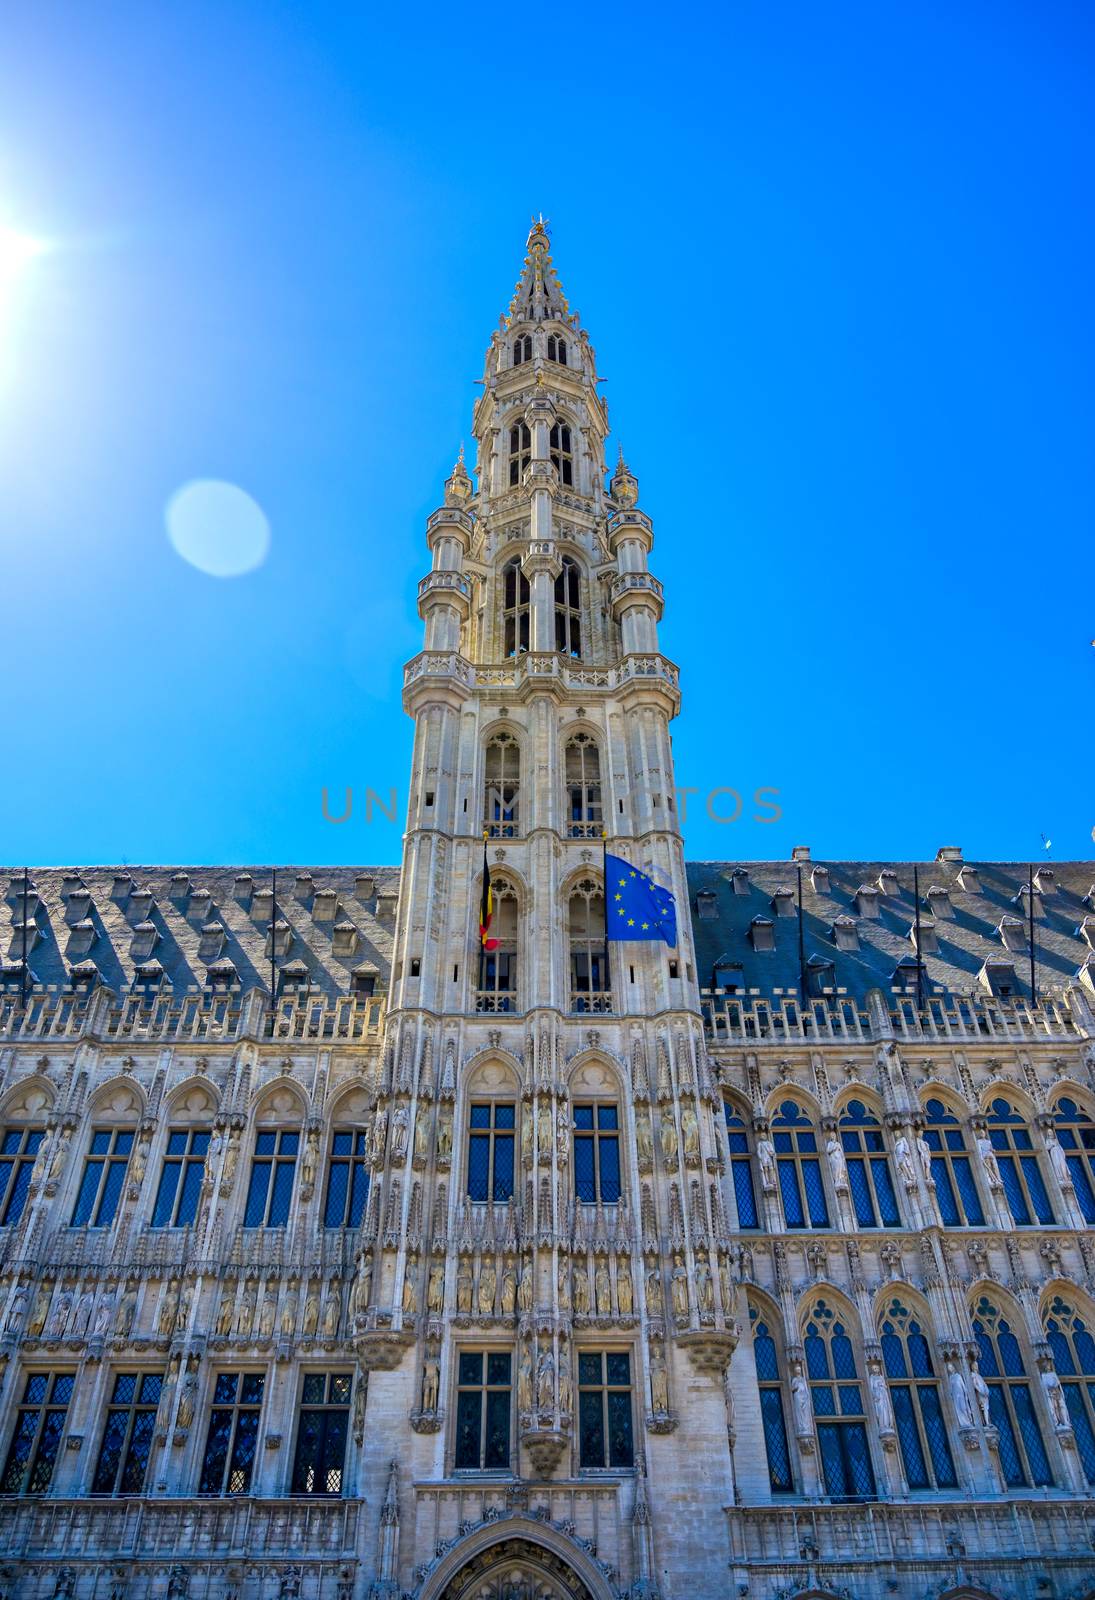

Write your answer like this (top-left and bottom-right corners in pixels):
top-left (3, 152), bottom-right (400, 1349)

top-left (570, 990), bottom-right (613, 1014)
top-left (0, 986), bottom-right (385, 1045)
top-left (474, 990), bottom-right (518, 1014)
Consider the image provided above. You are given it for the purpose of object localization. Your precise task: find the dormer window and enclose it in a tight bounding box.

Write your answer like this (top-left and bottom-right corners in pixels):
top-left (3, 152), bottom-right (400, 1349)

top-left (1012, 883), bottom-right (1043, 918)
top-left (549, 422), bottom-right (573, 486)
top-left (695, 890), bottom-right (718, 922)
top-left (278, 959), bottom-right (309, 989)
top-left (130, 921), bottom-right (159, 962)
top-left (332, 921), bottom-right (359, 958)
top-left (830, 915), bottom-right (859, 952)
top-left (730, 868), bottom-right (750, 896)
top-left (265, 920), bottom-right (293, 959)
top-left (957, 866), bottom-right (981, 894)
top-left (313, 889), bottom-right (339, 921)
top-left (770, 889), bottom-right (796, 919)
top-left (810, 866), bottom-right (830, 894)
top-left (67, 919), bottom-right (96, 958)
top-left (1079, 916), bottom-right (1095, 951)
top-left (926, 885), bottom-right (953, 919)
top-left (997, 916), bottom-right (1027, 953)
top-left (198, 923), bottom-right (226, 962)
top-left (129, 888), bottom-right (154, 921)
top-left (713, 958), bottom-right (744, 992)
top-left (352, 966), bottom-right (377, 997)
top-left (750, 916), bottom-right (775, 952)
top-left (909, 920), bottom-right (938, 954)
top-left (546, 333), bottom-right (567, 365)
top-left (64, 890), bottom-right (92, 924)
top-left (877, 869), bottom-right (900, 897)
top-left (980, 959), bottom-right (1018, 998)
top-left (513, 333), bottom-right (532, 366)
top-left (892, 956), bottom-right (921, 992)
top-left (806, 955), bottom-right (835, 996)
top-left (854, 886), bottom-right (881, 918)
top-left (1034, 867), bottom-right (1056, 894)
top-left (206, 959), bottom-right (238, 989)
top-left (508, 421), bottom-right (531, 486)
top-left (188, 888), bottom-right (212, 921)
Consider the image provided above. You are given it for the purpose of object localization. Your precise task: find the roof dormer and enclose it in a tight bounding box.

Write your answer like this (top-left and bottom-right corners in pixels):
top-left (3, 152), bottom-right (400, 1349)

top-left (64, 890), bottom-right (92, 925)
top-left (749, 916), bottom-right (775, 952)
top-left (332, 921), bottom-right (360, 958)
top-left (925, 885), bottom-right (953, 919)
top-left (956, 865), bottom-right (981, 894)
top-left (1034, 867), bottom-right (1056, 894)
top-left (810, 865), bottom-right (831, 894)
top-left (313, 888), bottom-right (340, 922)
top-left (198, 923), bottom-right (226, 962)
top-left (909, 919), bottom-right (939, 954)
top-left (695, 889), bottom-right (718, 921)
top-left (877, 869), bottom-right (900, 898)
top-left (830, 915), bottom-right (859, 952)
top-left (854, 885), bottom-right (881, 918)
top-left (266, 920), bottom-right (293, 958)
top-left (66, 919), bottom-right (96, 958)
top-left (997, 915), bottom-right (1027, 953)
top-left (188, 888), bottom-right (213, 922)
top-left (770, 888), bottom-right (796, 918)
top-left (729, 868), bottom-right (750, 896)
top-left (130, 920), bottom-right (159, 961)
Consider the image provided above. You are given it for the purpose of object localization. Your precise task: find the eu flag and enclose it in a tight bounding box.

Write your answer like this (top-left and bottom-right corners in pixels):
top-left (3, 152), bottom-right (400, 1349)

top-left (604, 853), bottom-right (677, 947)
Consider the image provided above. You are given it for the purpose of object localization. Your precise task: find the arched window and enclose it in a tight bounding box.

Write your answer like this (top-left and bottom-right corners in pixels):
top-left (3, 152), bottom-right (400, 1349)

top-left (476, 879), bottom-right (518, 1014)
top-left (803, 1299), bottom-right (876, 1501)
top-left (1054, 1097), bottom-right (1095, 1223)
top-left (986, 1098), bottom-right (1054, 1225)
top-left (772, 1100), bottom-right (828, 1228)
top-left (839, 1100), bottom-right (900, 1228)
top-left (467, 1099), bottom-right (515, 1202)
top-left (483, 733), bottom-right (520, 838)
top-left (554, 556), bottom-right (581, 656)
top-left (502, 560), bottom-right (530, 656)
top-left (749, 1302), bottom-right (792, 1491)
top-left (549, 421), bottom-right (573, 487)
top-left (724, 1104), bottom-right (759, 1229)
top-left (564, 733), bottom-right (601, 836)
top-left (508, 421), bottom-right (531, 486)
top-left (921, 1098), bottom-right (984, 1226)
top-left (568, 878), bottom-right (609, 1013)
top-left (502, 560), bottom-right (530, 657)
top-left (1044, 1294), bottom-right (1095, 1483)
top-left (513, 333), bottom-right (532, 366)
top-left (546, 333), bottom-right (567, 365)
top-left (573, 1098), bottom-right (620, 1203)
top-left (972, 1295), bottom-right (1052, 1487)
top-left (878, 1296), bottom-right (957, 1489)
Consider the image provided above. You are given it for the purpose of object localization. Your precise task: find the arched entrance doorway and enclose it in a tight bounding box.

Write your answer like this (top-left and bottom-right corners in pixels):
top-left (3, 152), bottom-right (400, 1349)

top-left (431, 1535), bottom-right (599, 1600)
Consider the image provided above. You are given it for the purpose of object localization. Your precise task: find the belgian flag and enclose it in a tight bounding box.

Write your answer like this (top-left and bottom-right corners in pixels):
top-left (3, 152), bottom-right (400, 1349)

top-left (479, 835), bottom-right (499, 950)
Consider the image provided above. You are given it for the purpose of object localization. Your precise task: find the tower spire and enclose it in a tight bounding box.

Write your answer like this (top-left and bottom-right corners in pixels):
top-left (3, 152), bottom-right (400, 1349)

top-left (505, 217), bottom-right (574, 327)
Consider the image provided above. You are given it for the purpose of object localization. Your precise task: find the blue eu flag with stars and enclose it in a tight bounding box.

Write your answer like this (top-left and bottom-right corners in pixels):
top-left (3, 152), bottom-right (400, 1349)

top-left (604, 853), bottom-right (677, 947)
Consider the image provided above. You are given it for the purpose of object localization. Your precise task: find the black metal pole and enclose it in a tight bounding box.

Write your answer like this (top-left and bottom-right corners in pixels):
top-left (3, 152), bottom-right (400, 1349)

top-left (796, 866), bottom-right (806, 1004)
top-left (270, 868), bottom-right (278, 1009)
top-left (20, 867), bottom-right (28, 1010)
top-left (1028, 863), bottom-right (1037, 1008)
top-left (914, 864), bottom-right (924, 1011)
top-left (602, 832), bottom-right (610, 1008)
top-left (478, 833), bottom-right (487, 997)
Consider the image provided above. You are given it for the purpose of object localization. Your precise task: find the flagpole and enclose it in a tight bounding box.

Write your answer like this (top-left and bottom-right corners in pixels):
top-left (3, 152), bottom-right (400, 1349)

top-left (479, 833), bottom-right (487, 998)
top-left (602, 832), bottom-right (610, 1010)
top-left (914, 863), bottom-right (924, 1012)
top-left (1028, 862), bottom-right (1037, 1009)
top-left (270, 868), bottom-right (278, 1012)
top-left (796, 866), bottom-right (806, 1006)
top-left (20, 866), bottom-right (28, 1011)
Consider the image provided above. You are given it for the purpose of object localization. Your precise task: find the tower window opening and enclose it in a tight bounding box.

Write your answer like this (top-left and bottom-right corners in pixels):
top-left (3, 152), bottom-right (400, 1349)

top-left (549, 421), bottom-right (573, 487)
top-left (554, 556), bottom-right (582, 657)
top-left (547, 334), bottom-right (567, 365)
top-left (513, 333), bottom-right (532, 366)
top-left (508, 422), bottom-right (531, 487)
top-left (502, 560), bottom-right (530, 656)
top-left (569, 877), bottom-right (610, 1013)
top-left (565, 732), bottom-right (601, 836)
top-left (483, 732), bottom-right (521, 838)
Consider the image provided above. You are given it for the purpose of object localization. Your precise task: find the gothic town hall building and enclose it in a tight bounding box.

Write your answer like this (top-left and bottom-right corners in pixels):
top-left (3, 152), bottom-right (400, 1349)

top-left (2, 224), bottom-right (1095, 1600)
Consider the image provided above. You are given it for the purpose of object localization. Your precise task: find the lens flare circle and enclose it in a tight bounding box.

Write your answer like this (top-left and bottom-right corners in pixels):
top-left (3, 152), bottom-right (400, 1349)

top-left (165, 479), bottom-right (270, 578)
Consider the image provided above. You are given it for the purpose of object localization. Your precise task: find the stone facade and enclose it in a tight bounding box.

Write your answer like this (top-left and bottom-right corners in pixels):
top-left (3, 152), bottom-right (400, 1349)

top-left (0, 224), bottom-right (1094, 1599)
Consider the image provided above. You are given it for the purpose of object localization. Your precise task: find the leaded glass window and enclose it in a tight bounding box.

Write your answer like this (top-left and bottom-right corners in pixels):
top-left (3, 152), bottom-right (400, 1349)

top-left (724, 1105), bottom-right (759, 1229)
top-left (921, 1099), bottom-right (984, 1226)
top-left (291, 1371), bottom-right (352, 1495)
top-left (554, 554), bottom-right (580, 652)
top-left (513, 334), bottom-right (532, 367)
top-left (91, 1371), bottom-right (163, 1495)
top-left (578, 1351), bottom-right (634, 1468)
top-left (323, 1131), bottom-right (370, 1228)
top-left (199, 1372), bottom-right (265, 1495)
top-left (1054, 1098), bottom-right (1095, 1223)
top-left (243, 1130), bottom-right (298, 1228)
top-left (986, 1098), bottom-right (1054, 1226)
top-left (547, 333), bottom-right (567, 365)
top-left (972, 1296), bottom-right (1052, 1488)
top-left (467, 1103), bottom-right (515, 1202)
top-left (71, 1128), bottom-right (134, 1228)
top-left (839, 1101), bottom-right (899, 1227)
top-left (749, 1303), bottom-right (792, 1492)
top-left (574, 1103), bottom-right (620, 1204)
top-left (150, 1129), bottom-right (209, 1228)
top-left (484, 732), bottom-right (521, 835)
top-left (1043, 1295), bottom-right (1095, 1485)
top-left (879, 1296), bottom-right (956, 1489)
top-left (803, 1299), bottom-right (876, 1500)
top-left (0, 1127), bottom-right (44, 1227)
top-left (453, 1351), bottom-right (511, 1471)
top-left (565, 734), bottom-right (601, 837)
top-left (549, 422), bottom-right (574, 487)
top-left (0, 1372), bottom-right (73, 1494)
top-left (508, 420), bottom-right (531, 484)
top-left (772, 1101), bottom-right (828, 1229)
top-left (477, 881), bottom-right (518, 1014)
top-left (569, 880), bottom-right (609, 1011)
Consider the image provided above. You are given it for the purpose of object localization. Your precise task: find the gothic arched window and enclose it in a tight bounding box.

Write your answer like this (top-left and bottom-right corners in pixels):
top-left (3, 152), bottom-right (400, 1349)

top-left (508, 421), bottom-right (531, 486)
top-left (502, 560), bottom-right (530, 656)
top-left (803, 1299), bottom-right (876, 1501)
top-left (986, 1098), bottom-right (1054, 1226)
top-left (466, 1099), bottom-right (516, 1203)
top-left (772, 1100), bottom-right (828, 1229)
top-left (476, 879), bottom-right (518, 1014)
top-left (568, 878), bottom-right (609, 1013)
top-left (921, 1098), bottom-right (984, 1226)
top-left (1053, 1097), bottom-right (1095, 1223)
top-left (839, 1100), bottom-right (900, 1228)
top-left (749, 1302), bottom-right (793, 1492)
top-left (972, 1295), bottom-right (1052, 1488)
top-left (724, 1103), bottom-right (759, 1229)
top-left (483, 732), bottom-right (520, 838)
top-left (549, 421), bottom-right (573, 487)
top-left (513, 333), bottom-right (532, 366)
top-left (1044, 1294), bottom-right (1095, 1484)
top-left (547, 333), bottom-right (567, 365)
top-left (554, 556), bottom-right (581, 656)
top-left (879, 1296), bottom-right (957, 1490)
top-left (564, 733), bottom-right (601, 837)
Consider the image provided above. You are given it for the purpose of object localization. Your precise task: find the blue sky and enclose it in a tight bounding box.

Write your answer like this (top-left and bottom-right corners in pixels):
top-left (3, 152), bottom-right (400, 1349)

top-left (1, 0), bottom-right (1092, 869)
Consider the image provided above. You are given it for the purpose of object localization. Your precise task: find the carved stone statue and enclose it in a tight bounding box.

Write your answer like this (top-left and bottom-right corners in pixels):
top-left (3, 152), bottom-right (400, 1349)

top-left (719, 1255), bottom-right (733, 1313)
top-left (537, 1104), bottom-right (553, 1162)
top-left (413, 1111), bottom-right (430, 1165)
top-left (671, 1255), bottom-right (689, 1320)
top-left (893, 1135), bottom-right (919, 1187)
top-left (456, 1259), bottom-right (473, 1314)
top-left (558, 1353), bottom-right (572, 1415)
top-left (536, 1346), bottom-right (555, 1411)
top-left (48, 1131), bottom-right (70, 1186)
top-left (792, 1371), bottom-right (813, 1436)
top-left (826, 1135), bottom-right (849, 1192)
top-left (176, 1283), bottom-right (193, 1335)
top-left (595, 1258), bottom-right (612, 1316)
top-left (303, 1284), bottom-right (320, 1338)
top-left (93, 1294), bottom-right (114, 1338)
top-left (5, 1285), bottom-right (27, 1334)
top-left (70, 1288), bottom-right (94, 1338)
top-left (436, 1109), bottom-right (453, 1162)
top-left (390, 1105), bottom-right (410, 1162)
top-left (176, 1374), bottom-right (197, 1431)
top-left (650, 1343), bottom-right (670, 1414)
top-left (521, 1114), bottom-right (533, 1167)
top-left (422, 1358), bottom-right (439, 1413)
top-left (222, 1135), bottom-right (240, 1189)
top-left (517, 1257), bottom-right (533, 1313)
top-left (868, 1367), bottom-right (895, 1432)
top-left (371, 1110), bottom-right (388, 1163)
top-left (477, 1260), bottom-right (497, 1316)
top-left (500, 1260), bottom-right (517, 1315)
top-left (572, 1261), bottom-right (590, 1316)
top-left (556, 1112), bottom-right (570, 1165)
top-left (756, 1136), bottom-right (777, 1192)
top-left (28, 1282), bottom-right (52, 1338)
top-left (1047, 1134), bottom-right (1072, 1190)
top-left (216, 1287), bottom-right (235, 1338)
top-left (427, 1261), bottom-right (445, 1314)
top-left (401, 1265), bottom-right (417, 1318)
top-left (646, 1262), bottom-right (663, 1315)
top-left (617, 1258), bottom-right (634, 1317)
top-left (696, 1259), bottom-right (714, 1314)
top-left (158, 1281), bottom-right (179, 1339)
top-left (235, 1284), bottom-right (256, 1340)
top-left (281, 1286), bottom-right (300, 1338)
top-left (635, 1109), bottom-right (654, 1168)
top-left (518, 1344), bottom-right (533, 1411)
top-left (976, 1136), bottom-right (1004, 1191)
top-left (301, 1130), bottom-right (318, 1191)
top-left (681, 1104), bottom-right (700, 1160)
top-left (115, 1283), bottom-right (137, 1338)
top-left (353, 1255), bottom-right (373, 1319)
top-left (947, 1362), bottom-right (975, 1429)
top-left (322, 1285), bottom-right (341, 1338)
top-left (46, 1289), bottom-right (72, 1341)
top-left (659, 1113), bottom-right (678, 1167)
top-left (258, 1288), bottom-right (277, 1341)
top-left (971, 1366), bottom-right (992, 1427)
top-left (1042, 1366), bottom-right (1070, 1428)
